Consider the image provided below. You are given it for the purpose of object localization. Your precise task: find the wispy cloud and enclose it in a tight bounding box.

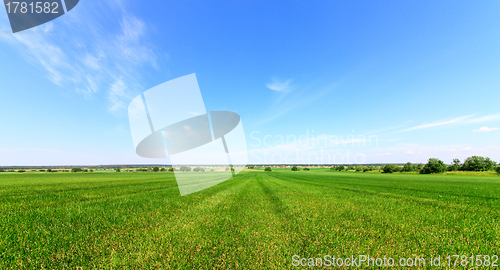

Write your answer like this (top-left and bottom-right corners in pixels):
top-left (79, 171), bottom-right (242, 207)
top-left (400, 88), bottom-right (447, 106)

top-left (473, 126), bottom-right (499, 132)
top-left (0, 2), bottom-right (158, 116)
top-left (397, 113), bottom-right (500, 133)
top-left (266, 78), bottom-right (292, 92)
top-left (402, 115), bottom-right (474, 132)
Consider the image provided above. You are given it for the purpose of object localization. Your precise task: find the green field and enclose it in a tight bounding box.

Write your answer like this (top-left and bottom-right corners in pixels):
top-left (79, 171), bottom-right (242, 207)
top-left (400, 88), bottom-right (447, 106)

top-left (1, 170), bottom-right (499, 269)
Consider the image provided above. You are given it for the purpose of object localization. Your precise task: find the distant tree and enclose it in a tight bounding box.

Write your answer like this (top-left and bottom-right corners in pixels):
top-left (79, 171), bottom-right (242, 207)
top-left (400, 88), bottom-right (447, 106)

top-left (83, 169), bottom-right (88, 172)
top-left (153, 166), bottom-right (159, 172)
top-left (168, 167), bottom-right (174, 172)
top-left (51, 170), bottom-right (58, 172)
top-left (38, 169), bottom-right (46, 172)
top-left (210, 169), bottom-right (215, 171)
top-left (401, 162), bottom-right (414, 172)
top-left (116, 168), bottom-right (121, 172)
top-left (89, 169), bottom-right (94, 172)
top-left (160, 167), bottom-right (166, 172)
top-left (264, 167), bottom-right (272, 172)
top-left (447, 159), bottom-right (461, 171)
top-left (0, 169), bottom-right (4, 172)
top-left (382, 164), bottom-right (399, 173)
top-left (193, 167), bottom-right (205, 172)
top-left (292, 166), bottom-right (299, 171)
top-left (47, 169), bottom-right (52, 172)
top-left (347, 166), bottom-right (355, 171)
top-left (225, 167), bottom-right (230, 171)
top-left (461, 156), bottom-right (497, 171)
top-left (355, 166), bottom-right (364, 172)
top-left (71, 167), bottom-right (82, 173)
top-left (180, 166), bottom-right (191, 172)
top-left (420, 158), bottom-right (447, 174)
top-left (336, 165), bottom-right (345, 171)
top-left (303, 167), bottom-right (310, 171)
top-left (247, 166), bottom-right (255, 169)
top-left (17, 170), bottom-right (25, 173)
top-left (496, 166), bottom-right (500, 174)
top-left (412, 163), bottom-right (424, 172)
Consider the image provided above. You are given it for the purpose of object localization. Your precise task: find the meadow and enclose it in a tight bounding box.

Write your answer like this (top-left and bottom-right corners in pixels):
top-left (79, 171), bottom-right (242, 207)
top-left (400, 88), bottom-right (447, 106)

top-left (1, 169), bottom-right (499, 269)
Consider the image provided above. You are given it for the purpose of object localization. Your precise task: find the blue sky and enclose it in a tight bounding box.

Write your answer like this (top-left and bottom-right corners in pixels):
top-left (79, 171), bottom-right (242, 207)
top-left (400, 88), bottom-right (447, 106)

top-left (1, 0), bottom-right (499, 166)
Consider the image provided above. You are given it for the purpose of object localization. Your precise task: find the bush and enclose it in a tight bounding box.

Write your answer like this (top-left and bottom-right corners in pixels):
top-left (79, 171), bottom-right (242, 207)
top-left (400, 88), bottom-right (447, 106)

top-left (420, 158), bottom-right (447, 174)
top-left (247, 166), bottom-right (255, 169)
top-left (39, 169), bottom-right (46, 172)
top-left (136, 168), bottom-right (148, 172)
top-left (17, 170), bottom-right (25, 173)
top-left (347, 166), bottom-right (355, 171)
top-left (264, 167), bottom-right (272, 172)
top-left (193, 167), bottom-right (204, 172)
top-left (168, 167), bottom-right (174, 172)
top-left (303, 167), bottom-right (310, 171)
top-left (89, 169), bottom-right (94, 172)
top-left (355, 166), bottom-right (364, 172)
top-left (292, 166), bottom-right (299, 171)
top-left (496, 166), bottom-right (500, 174)
top-left (180, 166), bottom-right (191, 172)
top-left (116, 168), bottom-right (121, 172)
top-left (51, 170), bottom-right (58, 172)
top-left (462, 156), bottom-right (497, 171)
top-left (0, 169), bottom-right (4, 172)
top-left (336, 165), bottom-right (345, 171)
top-left (160, 168), bottom-right (166, 172)
top-left (71, 167), bottom-right (82, 173)
top-left (153, 166), bottom-right (159, 172)
top-left (382, 164), bottom-right (399, 173)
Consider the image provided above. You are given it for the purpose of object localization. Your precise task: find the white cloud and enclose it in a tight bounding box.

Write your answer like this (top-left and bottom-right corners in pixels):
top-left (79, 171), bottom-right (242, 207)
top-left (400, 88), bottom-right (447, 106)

top-left (463, 147), bottom-right (473, 150)
top-left (473, 126), bottom-right (499, 132)
top-left (407, 151), bottom-right (415, 154)
top-left (266, 78), bottom-right (292, 92)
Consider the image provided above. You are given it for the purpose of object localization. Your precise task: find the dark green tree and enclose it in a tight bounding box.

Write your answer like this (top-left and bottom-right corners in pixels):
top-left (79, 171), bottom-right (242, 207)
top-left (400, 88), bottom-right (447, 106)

top-left (264, 167), bottom-right (272, 172)
top-left (420, 158), bottom-right (447, 174)
top-left (462, 156), bottom-right (497, 171)
top-left (153, 166), bottom-right (159, 172)
top-left (292, 166), bottom-right (299, 171)
top-left (401, 162), bottom-right (414, 172)
top-left (382, 164), bottom-right (399, 173)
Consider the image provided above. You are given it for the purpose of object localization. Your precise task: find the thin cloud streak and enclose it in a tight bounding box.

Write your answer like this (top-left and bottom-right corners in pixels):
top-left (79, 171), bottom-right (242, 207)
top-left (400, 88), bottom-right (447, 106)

top-left (394, 113), bottom-right (500, 133)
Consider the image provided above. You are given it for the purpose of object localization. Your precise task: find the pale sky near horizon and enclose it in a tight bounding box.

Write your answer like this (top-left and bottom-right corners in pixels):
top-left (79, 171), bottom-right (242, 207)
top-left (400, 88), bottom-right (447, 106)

top-left (1, 0), bottom-right (499, 166)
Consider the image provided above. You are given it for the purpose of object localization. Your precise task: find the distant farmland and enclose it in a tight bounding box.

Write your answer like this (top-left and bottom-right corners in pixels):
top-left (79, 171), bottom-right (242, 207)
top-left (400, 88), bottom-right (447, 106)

top-left (1, 169), bottom-right (499, 269)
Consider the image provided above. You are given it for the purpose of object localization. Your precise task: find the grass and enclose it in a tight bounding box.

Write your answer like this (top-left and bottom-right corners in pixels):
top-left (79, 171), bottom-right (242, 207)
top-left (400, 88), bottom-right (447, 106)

top-left (1, 170), bottom-right (499, 269)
